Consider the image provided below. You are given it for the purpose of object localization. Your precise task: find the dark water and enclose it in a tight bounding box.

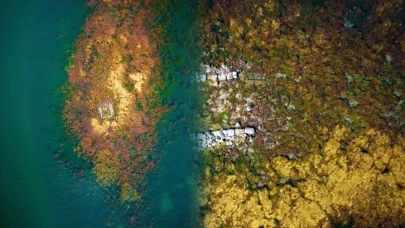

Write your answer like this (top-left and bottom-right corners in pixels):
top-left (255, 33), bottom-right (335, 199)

top-left (1, 0), bottom-right (201, 227)
top-left (133, 0), bottom-right (202, 227)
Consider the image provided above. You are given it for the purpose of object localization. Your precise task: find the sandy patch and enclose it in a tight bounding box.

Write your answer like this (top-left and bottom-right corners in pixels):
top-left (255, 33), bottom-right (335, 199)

top-left (91, 118), bottom-right (109, 134)
top-left (108, 63), bottom-right (134, 125)
top-left (129, 72), bottom-right (146, 92)
top-left (91, 117), bottom-right (118, 134)
top-left (90, 59), bottom-right (142, 134)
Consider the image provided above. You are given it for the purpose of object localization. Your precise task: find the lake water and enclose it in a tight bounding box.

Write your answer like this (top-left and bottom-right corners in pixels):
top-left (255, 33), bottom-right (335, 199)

top-left (0, 0), bottom-right (200, 227)
top-left (127, 0), bottom-right (202, 226)
top-left (135, 0), bottom-right (202, 225)
top-left (1, 0), bottom-right (126, 227)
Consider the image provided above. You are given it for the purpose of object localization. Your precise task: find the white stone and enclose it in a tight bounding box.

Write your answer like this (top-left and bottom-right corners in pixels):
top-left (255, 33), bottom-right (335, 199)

top-left (232, 71), bottom-right (237, 78)
top-left (223, 129), bottom-right (235, 138)
top-left (195, 127), bottom-right (255, 149)
top-left (218, 73), bottom-right (227, 81)
top-left (226, 72), bottom-right (233, 80)
top-left (198, 74), bottom-right (207, 82)
top-left (200, 64), bottom-right (212, 74)
top-left (276, 72), bottom-right (287, 78)
top-left (212, 131), bottom-right (222, 140)
top-left (244, 127), bottom-right (255, 135)
top-left (107, 102), bottom-right (114, 118)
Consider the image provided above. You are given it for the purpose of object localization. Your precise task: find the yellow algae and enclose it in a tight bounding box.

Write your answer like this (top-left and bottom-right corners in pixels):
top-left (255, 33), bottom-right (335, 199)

top-left (129, 72), bottom-right (146, 92)
top-left (202, 126), bottom-right (405, 227)
top-left (91, 118), bottom-right (112, 134)
top-left (108, 63), bottom-right (133, 125)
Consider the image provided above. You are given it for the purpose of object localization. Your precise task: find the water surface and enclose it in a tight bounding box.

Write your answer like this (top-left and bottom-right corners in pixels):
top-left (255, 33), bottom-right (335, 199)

top-left (0, 1), bottom-right (125, 227)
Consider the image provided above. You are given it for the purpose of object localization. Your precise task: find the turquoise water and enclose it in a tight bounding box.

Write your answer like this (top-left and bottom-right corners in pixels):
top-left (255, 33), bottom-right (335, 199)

top-left (0, 0), bottom-right (126, 227)
top-left (0, 0), bottom-right (201, 227)
top-left (132, 0), bottom-right (202, 226)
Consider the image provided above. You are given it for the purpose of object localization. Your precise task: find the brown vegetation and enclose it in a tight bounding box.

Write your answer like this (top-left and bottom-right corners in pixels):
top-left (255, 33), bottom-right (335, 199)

top-left (63, 0), bottom-right (164, 201)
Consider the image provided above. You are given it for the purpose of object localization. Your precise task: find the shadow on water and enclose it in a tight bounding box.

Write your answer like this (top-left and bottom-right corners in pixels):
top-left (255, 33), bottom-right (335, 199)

top-left (0, 0), bottom-right (127, 227)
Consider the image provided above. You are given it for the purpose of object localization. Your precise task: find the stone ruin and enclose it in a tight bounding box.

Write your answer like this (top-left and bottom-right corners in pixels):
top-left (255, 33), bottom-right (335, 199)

top-left (98, 102), bottom-right (114, 119)
top-left (193, 127), bottom-right (255, 149)
top-left (191, 62), bottom-right (260, 149)
top-left (190, 64), bottom-right (239, 85)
